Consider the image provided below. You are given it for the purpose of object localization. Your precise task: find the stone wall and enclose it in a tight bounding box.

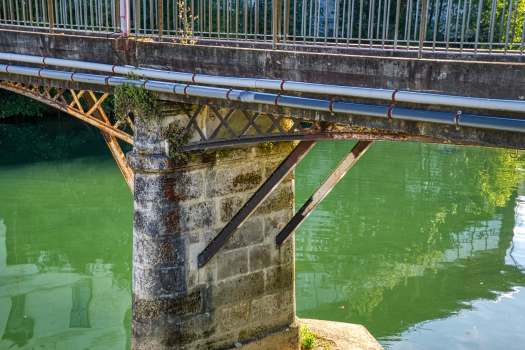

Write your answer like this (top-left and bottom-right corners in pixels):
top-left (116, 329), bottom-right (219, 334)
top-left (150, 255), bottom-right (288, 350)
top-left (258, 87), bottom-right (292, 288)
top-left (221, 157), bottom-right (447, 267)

top-left (128, 104), bottom-right (299, 349)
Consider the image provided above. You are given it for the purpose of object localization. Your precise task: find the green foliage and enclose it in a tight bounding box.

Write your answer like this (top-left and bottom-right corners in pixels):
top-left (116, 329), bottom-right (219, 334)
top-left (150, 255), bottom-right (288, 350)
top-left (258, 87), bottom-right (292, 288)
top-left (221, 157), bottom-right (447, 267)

top-left (0, 124), bottom-right (111, 165)
top-left (218, 149), bottom-right (231, 158)
top-left (300, 325), bottom-right (316, 350)
top-left (0, 89), bottom-right (49, 118)
top-left (258, 142), bottom-right (274, 154)
top-left (114, 73), bottom-right (158, 123)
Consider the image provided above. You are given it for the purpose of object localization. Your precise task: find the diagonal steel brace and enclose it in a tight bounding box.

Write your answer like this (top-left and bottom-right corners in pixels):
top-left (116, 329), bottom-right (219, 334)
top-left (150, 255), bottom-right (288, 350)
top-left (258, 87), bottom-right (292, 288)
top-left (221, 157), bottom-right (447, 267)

top-left (198, 140), bottom-right (318, 268)
top-left (275, 141), bottom-right (374, 248)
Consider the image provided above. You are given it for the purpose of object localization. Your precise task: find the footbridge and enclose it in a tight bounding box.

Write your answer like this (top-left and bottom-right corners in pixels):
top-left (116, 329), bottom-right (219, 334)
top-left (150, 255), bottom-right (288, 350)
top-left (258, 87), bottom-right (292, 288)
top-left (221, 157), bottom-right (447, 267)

top-left (2, 1), bottom-right (525, 348)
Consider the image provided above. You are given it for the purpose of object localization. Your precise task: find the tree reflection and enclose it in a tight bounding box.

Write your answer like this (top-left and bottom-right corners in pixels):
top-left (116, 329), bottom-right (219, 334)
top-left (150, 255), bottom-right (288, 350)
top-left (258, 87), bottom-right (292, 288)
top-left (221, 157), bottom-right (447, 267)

top-left (295, 141), bottom-right (525, 339)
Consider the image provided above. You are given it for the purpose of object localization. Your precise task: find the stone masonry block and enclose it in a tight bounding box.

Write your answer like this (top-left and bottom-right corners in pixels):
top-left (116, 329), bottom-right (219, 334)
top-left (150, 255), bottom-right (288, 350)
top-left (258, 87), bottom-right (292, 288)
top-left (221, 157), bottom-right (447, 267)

top-left (223, 220), bottom-right (264, 251)
top-left (264, 161), bottom-right (295, 183)
top-left (217, 248), bottom-right (249, 280)
top-left (264, 211), bottom-right (294, 237)
top-left (162, 172), bottom-right (202, 202)
top-left (219, 302), bottom-right (250, 332)
top-left (133, 265), bottom-right (185, 296)
top-left (255, 185), bottom-right (294, 216)
top-left (220, 196), bottom-right (245, 223)
top-left (206, 164), bottom-right (262, 198)
top-left (181, 201), bottom-right (215, 232)
top-left (133, 234), bottom-right (184, 266)
top-left (134, 206), bottom-right (181, 237)
top-left (207, 271), bottom-right (265, 309)
top-left (132, 291), bottom-right (202, 321)
top-left (134, 172), bottom-right (202, 205)
top-left (249, 245), bottom-right (272, 272)
top-left (265, 263), bottom-right (294, 294)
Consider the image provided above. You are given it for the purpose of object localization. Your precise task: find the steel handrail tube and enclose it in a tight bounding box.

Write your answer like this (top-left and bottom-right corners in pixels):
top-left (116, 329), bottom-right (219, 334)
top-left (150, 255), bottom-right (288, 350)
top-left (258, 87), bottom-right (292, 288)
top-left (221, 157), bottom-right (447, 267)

top-left (4, 62), bottom-right (525, 135)
top-left (3, 52), bottom-right (525, 114)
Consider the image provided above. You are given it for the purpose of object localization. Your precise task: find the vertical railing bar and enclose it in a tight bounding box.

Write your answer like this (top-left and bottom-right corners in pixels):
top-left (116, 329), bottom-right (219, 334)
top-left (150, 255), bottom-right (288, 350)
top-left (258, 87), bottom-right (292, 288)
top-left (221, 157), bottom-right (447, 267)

top-left (324, 0), bottom-right (329, 46)
top-left (313, 0), bottom-right (319, 45)
top-left (464, 0), bottom-right (472, 47)
top-left (7, 0), bottom-right (12, 25)
top-left (309, 0), bottom-right (313, 38)
top-left (255, 0), bottom-right (259, 41)
top-left (158, 0), bottom-right (164, 40)
top-left (341, 0), bottom-right (347, 45)
top-left (414, 0), bottom-right (421, 43)
top-left (454, 0), bottom-right (460, 42)
top-left (14, 0), bottom-right (18, 25)
top-left (394, 0), bottom-right (400, 49)
top-left (404, 0), bottom-right (409, 43)
top-left (488, 0), bottom-right (497, 53)
top-left (84, 0), bottom-right (87, 31)
top-left (90, 0), bottom-right (94, 31)
top-left (382, 0), bottom-right (388, 49)
top-left (334, 0), bottom-right (339, 46)
top-left (244, 0), bottom-right (248, 40)
top-left (376, 0), bottom-right (381, 42)
top-left (499, 0), bottom-right (508, 43)
top-left (358, 0), bottom-right (363, 47)
top-left (347, 0), bottom-right (354, 47)
top-left (407, 0), bottom-right (413, 49)
top-left (22, 0), bottom-right (26, 26)
top-left (418, 0), bottom-right (427, 57)
top-left (105, 0), bottom-right (109, 32)
top-left (292, 0), bottom-right (296, 43)
top-left (369, 0), bottom-right (375, 47)
top-left (511, 0), bottom-right (519, 43)
top-left (504, 0), bottom-right (513, 54)
top-left (516, 0), bottom-right (525, 55)
top-left (386, 0), bottom-right (392, 43)
top-left (474, 0), bottom-right (481, 53)
top-left (444, 0), bottom-right (452, 52)
top-left (302, 0), bottom-right (307, 44)
top-left (460, 0), bottom-right (467, 51)
top-left (1, 0), bottom-right (6, 25)
top-left (47, 0), bottom-right (54, 31)
top-left (29, 0), bottom-right (33, 25)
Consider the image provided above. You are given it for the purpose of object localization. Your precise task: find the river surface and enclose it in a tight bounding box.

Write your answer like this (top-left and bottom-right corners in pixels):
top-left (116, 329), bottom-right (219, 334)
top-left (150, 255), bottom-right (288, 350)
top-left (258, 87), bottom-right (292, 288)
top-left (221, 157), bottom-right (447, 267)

top-left (1, 141), bottom-right (525, 349)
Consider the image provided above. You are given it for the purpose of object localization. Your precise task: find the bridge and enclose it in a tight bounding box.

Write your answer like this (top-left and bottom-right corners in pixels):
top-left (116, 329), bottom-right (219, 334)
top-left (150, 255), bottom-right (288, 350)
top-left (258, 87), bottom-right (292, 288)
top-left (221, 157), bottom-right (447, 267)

top-left (2, 0), bottom-right (525, 348)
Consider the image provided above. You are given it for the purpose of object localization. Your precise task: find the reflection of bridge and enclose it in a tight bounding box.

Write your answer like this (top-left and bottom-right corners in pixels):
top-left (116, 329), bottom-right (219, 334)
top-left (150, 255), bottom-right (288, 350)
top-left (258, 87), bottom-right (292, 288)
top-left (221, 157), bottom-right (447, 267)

top-left (0, 220), bottom-right (131, 350)
top-left (2, 1), bottom-right (525, 348)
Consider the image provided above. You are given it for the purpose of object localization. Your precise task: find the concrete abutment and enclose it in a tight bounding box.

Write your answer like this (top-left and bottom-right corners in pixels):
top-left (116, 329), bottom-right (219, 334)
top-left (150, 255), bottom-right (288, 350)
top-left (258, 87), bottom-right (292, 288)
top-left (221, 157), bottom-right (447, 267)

top-left (128, 102), bottom-right (299, 349)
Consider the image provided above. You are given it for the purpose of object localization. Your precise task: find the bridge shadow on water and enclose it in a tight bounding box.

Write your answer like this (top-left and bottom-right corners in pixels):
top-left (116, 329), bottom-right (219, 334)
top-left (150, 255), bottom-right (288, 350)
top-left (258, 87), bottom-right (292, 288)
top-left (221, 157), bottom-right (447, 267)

top-left (295, 141), bottom-right (525, 349)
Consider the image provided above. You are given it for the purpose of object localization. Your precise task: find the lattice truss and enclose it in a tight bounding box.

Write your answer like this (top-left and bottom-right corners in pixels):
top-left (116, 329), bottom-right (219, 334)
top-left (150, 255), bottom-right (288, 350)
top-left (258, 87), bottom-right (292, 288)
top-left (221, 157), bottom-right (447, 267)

top-left (0, 81), bottom-right (135, 192)
top-left (173, 104), bottom-right (384, 152)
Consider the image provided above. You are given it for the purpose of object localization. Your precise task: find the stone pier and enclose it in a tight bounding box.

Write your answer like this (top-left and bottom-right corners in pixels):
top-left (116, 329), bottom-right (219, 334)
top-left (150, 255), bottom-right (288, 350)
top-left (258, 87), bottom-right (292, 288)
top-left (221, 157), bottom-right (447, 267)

top-left (127, 103), bottom-right (299, 349)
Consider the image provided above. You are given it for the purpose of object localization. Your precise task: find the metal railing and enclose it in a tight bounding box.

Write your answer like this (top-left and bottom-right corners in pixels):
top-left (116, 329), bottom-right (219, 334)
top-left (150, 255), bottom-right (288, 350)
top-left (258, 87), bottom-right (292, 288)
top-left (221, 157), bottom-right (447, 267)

top-left (2, 0), bottom-right (525, 55)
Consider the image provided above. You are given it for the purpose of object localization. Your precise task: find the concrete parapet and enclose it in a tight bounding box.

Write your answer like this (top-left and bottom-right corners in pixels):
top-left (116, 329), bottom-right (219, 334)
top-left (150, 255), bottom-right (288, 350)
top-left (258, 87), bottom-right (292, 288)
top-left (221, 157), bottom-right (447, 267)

top-left (129, 105), bottom-right (297, 349)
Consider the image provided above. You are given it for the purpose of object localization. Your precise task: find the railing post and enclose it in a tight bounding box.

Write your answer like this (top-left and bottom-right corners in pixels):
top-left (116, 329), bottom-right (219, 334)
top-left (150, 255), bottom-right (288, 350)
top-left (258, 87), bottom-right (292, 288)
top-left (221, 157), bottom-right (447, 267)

top-left (158, 0), bottom-right (163, 41)
top-left (120, 0), bottom-right (130, 37)
top-left (47, 0), bottom-right (54, 33)
top-left (418, 0), bottom-right (428, 58)
top-left (116, 0), bottom-right (121, 33)
top-left (272, 0), bottom-right (278, 48)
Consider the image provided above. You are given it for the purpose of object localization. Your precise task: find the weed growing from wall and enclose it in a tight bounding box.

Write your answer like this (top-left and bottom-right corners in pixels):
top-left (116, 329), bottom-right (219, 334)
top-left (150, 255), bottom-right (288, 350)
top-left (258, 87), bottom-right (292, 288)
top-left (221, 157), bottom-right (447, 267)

top-left (114, 73), bottom-right (158, 123)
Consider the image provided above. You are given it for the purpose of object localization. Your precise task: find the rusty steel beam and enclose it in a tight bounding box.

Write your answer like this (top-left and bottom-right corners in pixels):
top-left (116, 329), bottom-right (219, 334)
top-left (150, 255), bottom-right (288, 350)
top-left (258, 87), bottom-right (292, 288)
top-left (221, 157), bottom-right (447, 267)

top-left (0, 82), bottom-right (134, 145)
top-left (198, 140), bottom-right (318, 268)
top-left (84, 93), bottom-right (135, 193)
top-left (276, 141), bottom-right (373, 248)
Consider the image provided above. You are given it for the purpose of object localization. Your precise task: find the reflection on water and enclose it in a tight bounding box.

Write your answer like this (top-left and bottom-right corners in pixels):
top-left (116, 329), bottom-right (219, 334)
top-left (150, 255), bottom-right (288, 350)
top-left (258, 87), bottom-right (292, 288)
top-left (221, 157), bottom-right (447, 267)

top-left (2, 141), bottom-right (525, 349)
top-left (295, 141), bottom-right (525, 349)
top-left (0, 158), bottom-right (133, 350)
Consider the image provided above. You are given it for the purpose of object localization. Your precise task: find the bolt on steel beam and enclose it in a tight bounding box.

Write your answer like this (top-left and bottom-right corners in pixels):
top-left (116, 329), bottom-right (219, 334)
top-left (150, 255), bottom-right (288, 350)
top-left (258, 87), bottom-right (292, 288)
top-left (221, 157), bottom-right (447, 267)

top-left (276, 140), bottom-right (373, 249)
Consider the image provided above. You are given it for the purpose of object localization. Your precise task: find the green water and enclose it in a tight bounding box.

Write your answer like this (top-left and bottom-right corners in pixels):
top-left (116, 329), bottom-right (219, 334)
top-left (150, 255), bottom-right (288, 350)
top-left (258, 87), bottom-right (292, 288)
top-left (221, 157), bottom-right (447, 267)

top-left (1, 141), bottom-right (525, 349)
